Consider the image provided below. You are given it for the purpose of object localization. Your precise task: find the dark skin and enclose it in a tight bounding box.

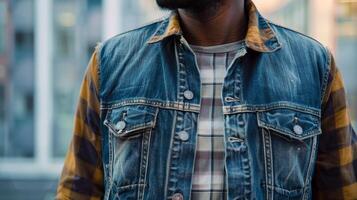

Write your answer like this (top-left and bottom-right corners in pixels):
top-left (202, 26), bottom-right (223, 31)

top-left (178, 0), bottom-right (247, 46)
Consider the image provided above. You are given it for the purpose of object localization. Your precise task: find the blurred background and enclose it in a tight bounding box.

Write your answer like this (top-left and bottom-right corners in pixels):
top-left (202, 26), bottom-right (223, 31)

top-left (0, 0), bottom-right (356, 199)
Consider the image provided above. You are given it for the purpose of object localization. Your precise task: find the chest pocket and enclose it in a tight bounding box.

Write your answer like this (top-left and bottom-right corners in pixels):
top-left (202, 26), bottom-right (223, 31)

top-left (104, 105), bottom-right (158, 138)
top-left (257, 108), bottom-right (321, 141)
top-left (257, 108), bottom-right (321, 198)
top-left (103, 105), bottom-right (158, 197)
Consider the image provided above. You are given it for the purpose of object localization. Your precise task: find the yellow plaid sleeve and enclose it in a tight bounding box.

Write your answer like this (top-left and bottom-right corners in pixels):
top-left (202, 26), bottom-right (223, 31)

top-left (56, 47), bottom-right (104, 200)
top-left (312, 51), bottom-right (357, 199)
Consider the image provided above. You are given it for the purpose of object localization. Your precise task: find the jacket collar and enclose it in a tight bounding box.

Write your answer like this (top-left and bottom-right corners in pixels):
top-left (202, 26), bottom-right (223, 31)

top-left (147, 0), bottom-right (282, 52)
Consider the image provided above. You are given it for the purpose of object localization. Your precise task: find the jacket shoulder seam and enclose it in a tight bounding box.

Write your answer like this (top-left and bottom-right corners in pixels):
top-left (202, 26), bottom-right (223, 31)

top-left (320, 46), bottom-right (332, 107)
top-left (267, 20), bottom-right (325, 48)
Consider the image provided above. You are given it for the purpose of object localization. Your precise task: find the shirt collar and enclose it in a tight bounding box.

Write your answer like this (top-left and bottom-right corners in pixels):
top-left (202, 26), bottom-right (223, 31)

top-left (147, 0), bottom-right (282, 53)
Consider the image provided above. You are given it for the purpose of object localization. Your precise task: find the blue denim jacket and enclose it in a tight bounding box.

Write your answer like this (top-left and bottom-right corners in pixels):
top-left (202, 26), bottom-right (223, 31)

top-left (97, 4), bottom-right (333, 200)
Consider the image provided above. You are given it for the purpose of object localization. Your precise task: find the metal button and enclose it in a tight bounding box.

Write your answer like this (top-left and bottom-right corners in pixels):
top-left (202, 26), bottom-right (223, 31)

top-left (293, 124), bottom-right (303, 135)
top-left (115, 121), bottom-right (126, 131)
top-left (180, 37), bottom-right (185, 44)
top-left (183, 90), bottom-right (194, 100)
top-left (178, 131), bottom-right (189, 141)
top-left (172, 193), bottom-right (184, 200)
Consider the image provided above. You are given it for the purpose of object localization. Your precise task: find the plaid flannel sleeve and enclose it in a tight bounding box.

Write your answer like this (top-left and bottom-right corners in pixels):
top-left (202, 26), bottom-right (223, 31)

top-left (313, 51), bottom-right (357, 199)
top-left (56, 47), bottom-right (104, 200)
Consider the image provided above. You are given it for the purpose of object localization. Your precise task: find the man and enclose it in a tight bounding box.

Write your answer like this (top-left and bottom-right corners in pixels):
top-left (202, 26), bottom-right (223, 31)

top-left (56, 0), bottom-right (357, 199)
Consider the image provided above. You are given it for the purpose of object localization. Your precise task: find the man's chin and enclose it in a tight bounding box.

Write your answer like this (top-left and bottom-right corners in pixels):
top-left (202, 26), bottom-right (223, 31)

top-left (156, 0), bottom-right (220, 10)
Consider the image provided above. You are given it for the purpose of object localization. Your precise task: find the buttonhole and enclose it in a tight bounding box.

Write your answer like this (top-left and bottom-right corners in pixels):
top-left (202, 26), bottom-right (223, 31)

top-left (225, 97), bottom-right (240, 102)
top-left (228, 136), bottom-right (244, 143)
top-left (121, 111), bottom-right (127, 120)
top-left (293, 116), bottom-right (298, 124)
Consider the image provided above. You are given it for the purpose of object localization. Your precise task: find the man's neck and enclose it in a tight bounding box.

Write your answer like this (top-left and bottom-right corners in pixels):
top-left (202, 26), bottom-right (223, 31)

top-left (177, 0), bottom-right (247, 46)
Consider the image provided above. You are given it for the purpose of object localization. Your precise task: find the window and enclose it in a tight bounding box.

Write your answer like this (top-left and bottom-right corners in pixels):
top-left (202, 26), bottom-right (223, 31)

top-left (0, 2), bottom-right (5, 53)
top-left (52, 0), bottom-right (90, 158)
top-left (0, 0), bottom-right (35, 158)
top-left (336, 1), bottom-right (357, 127)
top-left (0, 1), bottom-right (7, 158)
top-left (0, 0), bottom-right (163, 179)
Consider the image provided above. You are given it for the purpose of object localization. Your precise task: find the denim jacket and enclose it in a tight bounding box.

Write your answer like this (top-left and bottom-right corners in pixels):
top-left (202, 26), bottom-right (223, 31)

top-left (56, 0), bottom-right (357, 199)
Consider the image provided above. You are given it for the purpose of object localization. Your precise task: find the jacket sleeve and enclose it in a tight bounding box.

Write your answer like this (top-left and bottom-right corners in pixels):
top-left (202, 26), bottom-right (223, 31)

top-left (56, 47), bottom-right (104, 200)
top-left (312, 51), bottom-right (357, 199)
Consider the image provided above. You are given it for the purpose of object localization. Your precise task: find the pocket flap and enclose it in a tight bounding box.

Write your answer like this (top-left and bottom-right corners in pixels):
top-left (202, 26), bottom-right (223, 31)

top-left (104, 105), bottom-right (158, 138)
top-left (257, 109), bottom-right (321, 140)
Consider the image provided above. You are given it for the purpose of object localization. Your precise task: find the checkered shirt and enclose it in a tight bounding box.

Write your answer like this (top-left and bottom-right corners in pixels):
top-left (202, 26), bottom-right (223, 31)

top-left (190, 41), bottom-right (245, 200)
